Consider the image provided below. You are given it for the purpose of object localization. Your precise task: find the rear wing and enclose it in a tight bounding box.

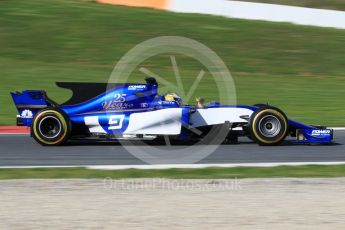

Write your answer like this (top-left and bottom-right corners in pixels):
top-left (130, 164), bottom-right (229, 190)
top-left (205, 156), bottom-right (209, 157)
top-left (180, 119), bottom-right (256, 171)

top-left (11, 90), bottom-right (49, 126)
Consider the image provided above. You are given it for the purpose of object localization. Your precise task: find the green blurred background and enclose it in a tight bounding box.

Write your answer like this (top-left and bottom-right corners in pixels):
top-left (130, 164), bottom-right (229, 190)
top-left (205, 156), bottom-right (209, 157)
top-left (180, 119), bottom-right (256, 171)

top-left (0, 0), bottom-right (344, 125)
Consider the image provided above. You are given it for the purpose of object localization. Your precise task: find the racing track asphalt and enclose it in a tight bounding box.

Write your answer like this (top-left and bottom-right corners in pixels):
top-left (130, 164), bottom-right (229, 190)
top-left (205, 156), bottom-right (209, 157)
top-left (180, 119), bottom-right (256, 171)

top-left (0, 131), bottom-right (344, 167)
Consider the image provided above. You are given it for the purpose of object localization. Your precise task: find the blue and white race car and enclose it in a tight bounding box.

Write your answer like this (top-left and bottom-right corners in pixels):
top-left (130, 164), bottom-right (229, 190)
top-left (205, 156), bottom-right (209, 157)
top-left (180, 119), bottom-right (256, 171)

top-left (11, 77), bottom-right (333, 146)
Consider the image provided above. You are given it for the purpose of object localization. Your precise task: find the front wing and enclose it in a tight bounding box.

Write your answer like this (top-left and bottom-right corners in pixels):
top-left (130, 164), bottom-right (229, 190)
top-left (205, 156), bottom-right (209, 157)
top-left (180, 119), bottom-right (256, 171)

top-left (289, 120), bottom-right (333, 144)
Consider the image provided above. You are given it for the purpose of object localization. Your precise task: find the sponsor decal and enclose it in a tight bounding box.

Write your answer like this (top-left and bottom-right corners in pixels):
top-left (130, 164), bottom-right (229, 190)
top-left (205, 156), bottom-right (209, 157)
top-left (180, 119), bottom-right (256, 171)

top-left (161, 101), bottom-right (175, 105)
top-left (102, 101), bottom-right (134, 110)
top-left (108, 115), bottom-right (125, 130)
top-left (113, 93), bottom-right (126, 102)
top-left (140, 103), bottom-right (148, 108)
top-left (20, 109), bottom-right (33, 119)
top-left (311, 130), bottom-right (331, 136)
top-left (156, 100), bottom-right (175, 107)
top-left (128, 85), bottom-right (146, 90)
top-left (102, 94), bottom-right (130, 110)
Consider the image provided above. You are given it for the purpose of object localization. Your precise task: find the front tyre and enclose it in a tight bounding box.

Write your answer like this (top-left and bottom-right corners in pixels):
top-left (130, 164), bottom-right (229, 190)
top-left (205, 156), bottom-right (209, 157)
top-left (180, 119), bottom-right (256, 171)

top-left (249, 107), bottom-right (288, 146)
top-left (31, 108), bottom-right (71, 146)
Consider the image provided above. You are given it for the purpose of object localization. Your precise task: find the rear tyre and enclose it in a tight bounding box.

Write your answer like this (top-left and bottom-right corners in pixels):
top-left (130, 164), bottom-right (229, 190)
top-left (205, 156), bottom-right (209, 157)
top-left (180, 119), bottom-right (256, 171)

top-left (31, 108), bottom-right (71, 146)
top-left (249, 107), bottom-right (288, 146)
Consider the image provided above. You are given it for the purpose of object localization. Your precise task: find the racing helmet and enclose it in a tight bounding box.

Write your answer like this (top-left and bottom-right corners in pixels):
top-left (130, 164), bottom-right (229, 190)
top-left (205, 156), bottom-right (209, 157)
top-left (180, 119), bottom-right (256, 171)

top-left (164, 92), bottom-right (183, 106)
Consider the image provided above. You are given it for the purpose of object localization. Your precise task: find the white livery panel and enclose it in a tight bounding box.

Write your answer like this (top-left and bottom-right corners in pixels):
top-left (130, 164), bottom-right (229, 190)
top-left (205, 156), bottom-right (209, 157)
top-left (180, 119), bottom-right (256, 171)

top-left (190, 108), bottom-right (253, 128)
top-left (124, 108), bottom-right (182, 135)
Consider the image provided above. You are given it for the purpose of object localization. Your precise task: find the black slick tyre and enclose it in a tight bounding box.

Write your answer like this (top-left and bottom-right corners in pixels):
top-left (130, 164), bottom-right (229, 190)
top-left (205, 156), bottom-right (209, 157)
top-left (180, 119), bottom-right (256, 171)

top-left (31, 108), bottom-right (71, 146)
top-left (249, 106), bottom-right (289, 146)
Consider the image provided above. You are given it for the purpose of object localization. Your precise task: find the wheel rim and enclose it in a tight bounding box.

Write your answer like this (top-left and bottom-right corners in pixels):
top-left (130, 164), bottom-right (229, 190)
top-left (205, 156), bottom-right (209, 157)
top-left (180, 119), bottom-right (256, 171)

top-left (38, 116), bottom-right (62, 139)
top-left (258, 115), bottom-right (281, 138)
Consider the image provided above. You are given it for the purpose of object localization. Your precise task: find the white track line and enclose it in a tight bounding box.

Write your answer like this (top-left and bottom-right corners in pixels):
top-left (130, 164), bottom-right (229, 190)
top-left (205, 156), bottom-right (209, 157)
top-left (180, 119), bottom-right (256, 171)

top-left (87, 162), bottom-right (345, 170)
top-left (0, 166), bottom-right (80, 169)
top-left (1, 162), bottom-right (345, 170)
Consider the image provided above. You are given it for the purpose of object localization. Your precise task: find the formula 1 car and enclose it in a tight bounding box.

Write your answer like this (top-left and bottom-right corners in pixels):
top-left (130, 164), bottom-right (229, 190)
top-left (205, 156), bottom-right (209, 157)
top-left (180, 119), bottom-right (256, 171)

top-left (11, 77), bottom-right (333, 146)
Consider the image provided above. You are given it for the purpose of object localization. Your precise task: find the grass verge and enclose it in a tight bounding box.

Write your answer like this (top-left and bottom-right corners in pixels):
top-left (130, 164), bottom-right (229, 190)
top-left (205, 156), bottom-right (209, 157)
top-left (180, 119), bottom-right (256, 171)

top-left (1, 0), bottom-right (345, 125)
top-left (1, 165), bottom-right (345, 179)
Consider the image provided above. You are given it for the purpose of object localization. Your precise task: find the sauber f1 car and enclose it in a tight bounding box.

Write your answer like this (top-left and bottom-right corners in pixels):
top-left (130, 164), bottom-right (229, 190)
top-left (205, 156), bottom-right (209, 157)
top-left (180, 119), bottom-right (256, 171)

top-left (11, 77), bottom-right (333, 146)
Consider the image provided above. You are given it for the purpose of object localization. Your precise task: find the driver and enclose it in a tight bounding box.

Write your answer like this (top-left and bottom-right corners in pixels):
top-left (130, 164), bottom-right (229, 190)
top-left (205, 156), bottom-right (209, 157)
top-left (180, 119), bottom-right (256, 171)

top-left (196, 97), bottom-right (205, 109)
top-left (164, 92), bottom-right (183, 106)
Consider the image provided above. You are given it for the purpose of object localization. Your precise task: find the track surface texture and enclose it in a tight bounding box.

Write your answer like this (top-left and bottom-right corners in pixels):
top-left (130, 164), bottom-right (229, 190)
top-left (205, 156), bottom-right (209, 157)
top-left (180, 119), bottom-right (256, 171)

top-left (0, 131), bottom-right (344, 166)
